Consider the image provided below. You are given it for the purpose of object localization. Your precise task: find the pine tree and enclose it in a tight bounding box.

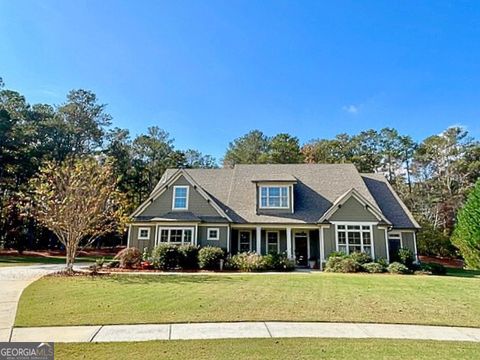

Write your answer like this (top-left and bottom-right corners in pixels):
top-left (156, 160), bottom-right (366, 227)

top-left (452, 180), bottom-right (480, 269)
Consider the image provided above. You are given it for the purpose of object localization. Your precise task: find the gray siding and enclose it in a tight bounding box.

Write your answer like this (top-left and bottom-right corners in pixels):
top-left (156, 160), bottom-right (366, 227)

top-left (322, 226), bottom-right (336, 259)
top-left (328, 197), bottom-right (379, 222)
top-left (197, 226), bottom-right (229, 250)
top-left (129, 225), bottom-right (156, 251)
top-left (140, 175), bottom-right (220, 217)
top-left (401, 231), bottom-right (416, 255)
top-left (372, 226), bottom-right (387, 260)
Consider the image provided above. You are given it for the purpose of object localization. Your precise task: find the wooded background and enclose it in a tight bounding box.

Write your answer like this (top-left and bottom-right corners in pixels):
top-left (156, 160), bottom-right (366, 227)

top-left (1, 78), bottom-right (479, 258)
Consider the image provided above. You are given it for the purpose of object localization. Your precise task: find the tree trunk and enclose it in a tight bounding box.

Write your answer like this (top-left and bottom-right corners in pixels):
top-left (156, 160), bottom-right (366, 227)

top-left (65, 242), bottom-right (76, 275)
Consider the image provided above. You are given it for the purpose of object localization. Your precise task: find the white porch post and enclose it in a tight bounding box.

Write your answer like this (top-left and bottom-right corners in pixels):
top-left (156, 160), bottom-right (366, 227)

top-left (318, 227), bottom-right (323, 271)
top-left (256, 226), bottom-right (262, 254)
top-left (127, 224), bottom-right (132, 248)
top-left (286, 226), bottom-right (292, 259)
top-left (226, 225), bottom-right (230, 253)
top-left (413, 231), bottom-right (419, 263)
top-left (194, 224), bottom-right (199, 246)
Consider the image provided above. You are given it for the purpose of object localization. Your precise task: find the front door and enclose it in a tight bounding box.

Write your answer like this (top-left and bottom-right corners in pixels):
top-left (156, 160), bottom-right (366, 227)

top-left (294, 232), bottom-right (309, 266)
top-left (388, 238), bottom-right (401, 262)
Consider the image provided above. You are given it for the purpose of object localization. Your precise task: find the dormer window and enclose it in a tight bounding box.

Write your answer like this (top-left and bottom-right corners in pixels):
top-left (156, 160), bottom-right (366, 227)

top-left (172, 186), bottom-right (189, 210)
top-left (259, 186), bottom-right (289, 209)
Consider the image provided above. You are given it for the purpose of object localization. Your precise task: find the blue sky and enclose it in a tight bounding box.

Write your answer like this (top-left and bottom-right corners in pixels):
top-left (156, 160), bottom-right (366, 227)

top-left (1, 0), bottom-right (479, 160)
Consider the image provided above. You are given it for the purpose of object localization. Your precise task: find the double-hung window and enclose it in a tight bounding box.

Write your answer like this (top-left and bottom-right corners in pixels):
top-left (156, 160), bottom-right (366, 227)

top-left (158, 228), bottom-right (194, 244)
top-left (266, 231), bottom-right (279, 254)
top-left (259, 186), bottom-right (289, 209)
top-left (172, 186), bottom-right (189, 210)
top-left (336, 224), bottom-right (372, 255)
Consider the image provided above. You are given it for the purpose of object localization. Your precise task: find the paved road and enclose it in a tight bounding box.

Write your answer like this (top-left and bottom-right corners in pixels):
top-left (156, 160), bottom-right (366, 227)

top-left (0, 264), bottom-right (67, 342)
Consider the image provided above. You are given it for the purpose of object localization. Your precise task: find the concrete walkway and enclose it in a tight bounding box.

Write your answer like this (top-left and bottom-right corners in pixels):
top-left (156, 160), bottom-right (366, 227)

top-left (0, 263), bottom-right (76, 342)
top-left (9, 322), bottom-right (480, 343)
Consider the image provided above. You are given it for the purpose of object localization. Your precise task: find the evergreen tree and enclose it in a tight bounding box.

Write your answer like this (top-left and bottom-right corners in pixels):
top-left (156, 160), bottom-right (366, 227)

top-left (452, 180), bottom-right (480, 269)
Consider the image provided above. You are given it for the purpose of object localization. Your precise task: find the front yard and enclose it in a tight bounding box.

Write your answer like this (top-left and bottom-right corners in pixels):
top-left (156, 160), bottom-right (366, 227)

top-left (15, 272), bottom-right (480, 327)
top-left (56, 338), bottom-right (480, 360)
top-left (0, 255), bottom-right (110, 267)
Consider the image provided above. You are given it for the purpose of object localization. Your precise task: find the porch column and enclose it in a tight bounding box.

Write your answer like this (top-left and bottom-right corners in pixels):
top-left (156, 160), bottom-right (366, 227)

top-left (286, 226), bottom-right (292, 259)
top-left (318, 227), bottom-right (323, 271)
top-left (256, 226), bottom-right (262, 254)
top-left (226, 225), bottom-right (230, 253)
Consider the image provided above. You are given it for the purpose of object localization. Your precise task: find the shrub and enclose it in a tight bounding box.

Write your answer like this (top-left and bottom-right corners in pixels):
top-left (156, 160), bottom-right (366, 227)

top-left (327, 251), bottom-right (347, 259)
top-left (198, 246), bottom-right (224, 270)
top-left (420, 262), bottom-right (447, 275)
top-left (114, 247), bottom-right (142, 269)
top-left (398, 248), bottom-right (414, 269)
top-left (363, 262), bottom-right (385, 273)
top-left (105, 259), bottom-right (120, 268)
top-left (387, 262), bottom-right (410, 274)
top-left (417, 224), bottom-right (457, 258)
top-left (325, 256), bottom-right (361, 273)
top-left (267, 253), bottom-right (295, 271)
top-left (377, 258), bottom-right (389, 268)
top-left (349, 252), bottom-right (372, 265)
top-left (142, 247), bottom-right (150, 262)
top-left (229, 252), bottom-right (266, 272)
top-left (177, 245), bottom-right (199, 270)
top-left (151, 244), bottom-right (179, 270)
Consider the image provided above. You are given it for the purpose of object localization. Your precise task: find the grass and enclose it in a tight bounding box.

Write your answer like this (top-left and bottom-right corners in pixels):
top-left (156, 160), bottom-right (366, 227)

top-left (0, 255), bottom-right (112, 267)
top-left (16, 272), bottom-right (480, 327)
top-left (446, 267), bottom-right (480, 278)
top-left (56, 338), bottom-right (480, 360)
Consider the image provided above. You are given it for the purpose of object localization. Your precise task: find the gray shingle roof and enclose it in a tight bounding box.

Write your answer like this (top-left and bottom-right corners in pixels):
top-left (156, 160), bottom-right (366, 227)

top-left (163, 164), bottom-right (414, 225)
top-left (159, 164), bottom-right (418, 228)
top-left (361, 173), bottom-right (420, 229)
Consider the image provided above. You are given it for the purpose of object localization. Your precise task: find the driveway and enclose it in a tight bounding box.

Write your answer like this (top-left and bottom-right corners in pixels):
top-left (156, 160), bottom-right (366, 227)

top-left (0, 264), bottom-right (66, 341)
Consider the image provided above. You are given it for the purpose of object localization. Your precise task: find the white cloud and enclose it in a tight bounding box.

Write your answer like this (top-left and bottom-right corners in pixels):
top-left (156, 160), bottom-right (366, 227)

top-left (342, 104), bottom-right (359, 114)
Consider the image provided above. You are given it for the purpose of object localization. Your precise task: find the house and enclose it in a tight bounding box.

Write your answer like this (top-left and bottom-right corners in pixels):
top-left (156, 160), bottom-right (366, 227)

top-left (128, 164), bottom-right (420, 267)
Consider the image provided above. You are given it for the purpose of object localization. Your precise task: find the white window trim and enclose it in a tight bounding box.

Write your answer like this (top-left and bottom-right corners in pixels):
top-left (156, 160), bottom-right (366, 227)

top-left (207, 227), bottom-right (220, 241)
top-left (388, 231), bottom-right (403, 248)
top-left (172, 185), bottom-right (189, 210)
top-left (238, 230), bottom-right (252, 252)
top-left (155, 227), bottom-right (195, 245)
top-left (138, 227), bottom-right (151, 240)
top-left (266, 230), bottom-right (280, 253)
top-left (258, 186), bottom-right (290, 209)
top-left (333, 222), bottom-right (375, 259)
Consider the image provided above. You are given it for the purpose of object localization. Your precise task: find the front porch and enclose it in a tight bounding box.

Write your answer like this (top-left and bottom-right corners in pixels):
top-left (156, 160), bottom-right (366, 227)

top-left (230, 226), bottom-right (321, 268)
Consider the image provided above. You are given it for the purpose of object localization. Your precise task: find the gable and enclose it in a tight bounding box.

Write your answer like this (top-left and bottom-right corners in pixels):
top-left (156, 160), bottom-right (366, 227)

top-left (138, 175), bottom-right (221, 218)
top-left (328, 196), bottom-right (380, 222)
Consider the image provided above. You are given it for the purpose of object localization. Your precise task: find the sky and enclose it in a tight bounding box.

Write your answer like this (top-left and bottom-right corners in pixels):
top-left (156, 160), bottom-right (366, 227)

top-left (1, 0), bottom-right (480, 160)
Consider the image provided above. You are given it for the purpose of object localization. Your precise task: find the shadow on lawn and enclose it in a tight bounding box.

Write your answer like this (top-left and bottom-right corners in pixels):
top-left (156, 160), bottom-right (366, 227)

top-left (109, 274), bottom-right (239, 285)
top-left (0, 255), bottom-right (66, 265)
top-left (445, 268), bottom-right (480, 279)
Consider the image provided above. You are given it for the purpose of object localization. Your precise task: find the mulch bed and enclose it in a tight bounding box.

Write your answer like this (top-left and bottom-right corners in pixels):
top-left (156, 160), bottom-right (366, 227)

top-left (419, 255), bottom-right (464, 268)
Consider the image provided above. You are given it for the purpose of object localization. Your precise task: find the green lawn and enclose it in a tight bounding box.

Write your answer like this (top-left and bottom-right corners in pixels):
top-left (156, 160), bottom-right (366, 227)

top-left (0, 255), bottom-right (111, 267)
top-left (16, 272), bottom-right (480, 327)
top-left (56, 339), bottom-right (480, 360)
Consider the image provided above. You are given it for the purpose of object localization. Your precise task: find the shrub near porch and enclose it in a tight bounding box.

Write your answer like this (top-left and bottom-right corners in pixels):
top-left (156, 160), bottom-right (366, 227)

top-left (16, 272), bottom-right (480, 328)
